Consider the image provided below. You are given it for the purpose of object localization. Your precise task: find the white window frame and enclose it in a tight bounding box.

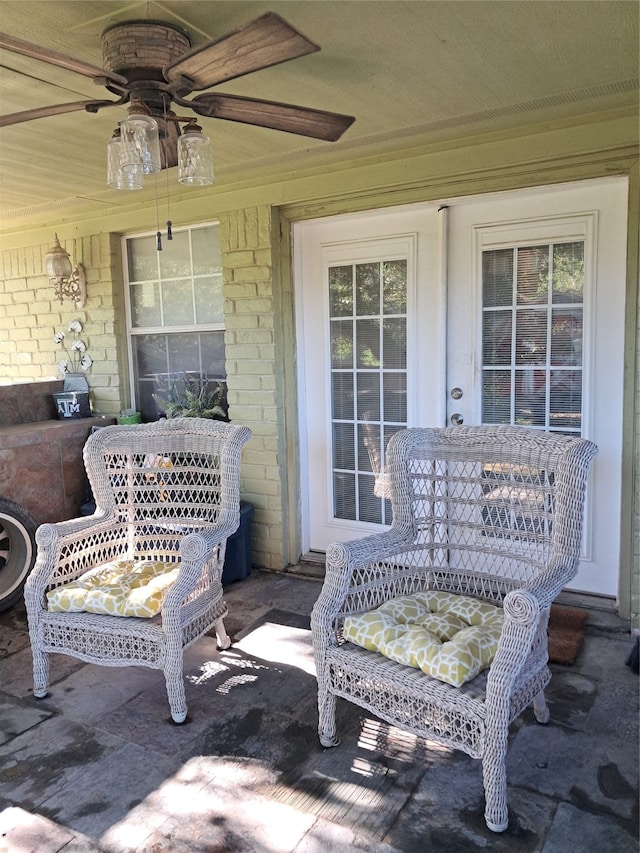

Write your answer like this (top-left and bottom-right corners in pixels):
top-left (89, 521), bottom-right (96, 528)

top-left (122, 221), bottom-right (225, 417)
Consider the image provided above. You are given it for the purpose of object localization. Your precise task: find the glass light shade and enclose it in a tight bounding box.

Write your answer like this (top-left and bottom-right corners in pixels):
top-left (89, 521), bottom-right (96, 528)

top-left (178, 125), bottom-right (214, 185)
top-left (120, 109), bottom-right (161, 175)
top-left (107, 131), bottom-right (144, 190)
top-left (45, 235), bottom-right (73, 282)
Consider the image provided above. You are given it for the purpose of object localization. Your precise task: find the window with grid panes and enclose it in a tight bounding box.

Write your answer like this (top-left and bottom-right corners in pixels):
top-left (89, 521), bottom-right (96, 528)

top-left (125, 224), bottom-right (226, 422)
top-left (481, 241), bottom-right (584, 434)
top-left (329, 259), bottom-right (407, 525)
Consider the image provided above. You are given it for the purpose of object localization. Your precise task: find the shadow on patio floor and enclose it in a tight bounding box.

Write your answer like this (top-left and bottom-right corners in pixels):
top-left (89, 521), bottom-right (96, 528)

top-left (0, 569), bottom-right (637, 852)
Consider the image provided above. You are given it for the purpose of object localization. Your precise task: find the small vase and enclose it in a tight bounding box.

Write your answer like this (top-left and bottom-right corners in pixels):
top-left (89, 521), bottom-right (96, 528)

top-left (62, 373), bottom-right (89, 392)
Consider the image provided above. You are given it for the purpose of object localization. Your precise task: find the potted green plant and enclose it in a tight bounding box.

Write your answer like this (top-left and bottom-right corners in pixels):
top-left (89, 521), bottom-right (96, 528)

top-left (153, 374), bottom-right (229, 421)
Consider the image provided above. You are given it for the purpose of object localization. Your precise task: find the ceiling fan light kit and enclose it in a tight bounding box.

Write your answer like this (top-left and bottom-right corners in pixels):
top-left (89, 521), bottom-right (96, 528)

top-left (119, 100), bottom-right (162, 177)
top-left (178, 122), bottom-right (214, 186)
top-left (1, 11), bottom-right (355, 236)
top-left (107, 128), bottom-right (144, 190)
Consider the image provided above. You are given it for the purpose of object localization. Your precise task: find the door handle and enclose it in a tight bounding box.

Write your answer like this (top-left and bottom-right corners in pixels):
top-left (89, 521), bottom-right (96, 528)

top-left (450, 413), bottom-right (464, 425)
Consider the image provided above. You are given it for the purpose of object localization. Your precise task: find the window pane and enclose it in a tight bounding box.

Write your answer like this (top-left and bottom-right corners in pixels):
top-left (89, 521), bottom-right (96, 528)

top-left (331, 319), bottom-right (353, 368)
top-left (382, 317), bottom-right (406, 369)
top-left (552, 242), bottom-right (584, 300)
top-left (358, 474), bottom-right (382, 523)
top-left (356, 319), bottom-right (380, 368)
top-left (551, 307), bottom-right (582, 366)
top-left (161, 279), bottom-right (194, 325)
top-left (130, 281), bottom-right (161, 327)
top-left (200, 331), bottom-right (226, 379)
top-left (332, 372), bottom-right (354, 420)
top-left (127, 235), bottom-right (157, 282)
top-left (383, 260), bottom-right (407, 314)
top-left (383, 372), bottom-right (407, 422)
top-left (333, 422), bottom-right (355, 469)
top-left (482, 370), bottom-right (511, 423)
top-left (358, 421), bottom-right (379, 474)
top-left (517, 246), bottom-right (548, 303)
top-left (334, 472), bottom-right (356, 519)
top-left (133, 334), bottom-right (168, 377)
top-left (195, 275), bottom-right (224, 324)
top-left (550, 369), bottom-right (582, 430)
top-left (329, 266), bottom-right (353, 317)
top-left (515, 307), bottom-right (547, 365)
top-left (159, 230), bottom-right (190, 278)
top-left (515, 370), bottom-right (546, 426)
top-left (356, 263), bottom-right (380, 316)
top-left (356, 372), bottom-right (380, 421)
top-left (482, 249), bottom-right (513, 308)
top-left (192, 225), bottom-right (221, 274)
top-left (483, 310), bottom-right (512, 365)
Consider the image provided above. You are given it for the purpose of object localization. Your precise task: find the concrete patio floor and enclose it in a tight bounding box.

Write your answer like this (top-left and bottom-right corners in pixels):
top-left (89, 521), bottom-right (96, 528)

top-left (0, 568), bottom-right (637, 852)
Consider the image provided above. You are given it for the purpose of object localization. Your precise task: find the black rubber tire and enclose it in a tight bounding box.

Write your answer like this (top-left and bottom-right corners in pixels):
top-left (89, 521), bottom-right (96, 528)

top-left (0, 498), bottom-right (37, 612)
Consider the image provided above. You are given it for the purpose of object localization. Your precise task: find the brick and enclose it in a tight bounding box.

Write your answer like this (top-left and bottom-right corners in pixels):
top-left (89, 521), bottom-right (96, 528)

top-left (233, 266), bottom-right (271, 283)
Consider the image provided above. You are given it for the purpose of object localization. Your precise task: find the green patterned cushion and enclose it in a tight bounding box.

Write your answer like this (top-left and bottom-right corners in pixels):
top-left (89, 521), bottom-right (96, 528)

top-left (47, 560), bottom-right (179, 618)
top-left (342, 591), bottom-right (504, 686)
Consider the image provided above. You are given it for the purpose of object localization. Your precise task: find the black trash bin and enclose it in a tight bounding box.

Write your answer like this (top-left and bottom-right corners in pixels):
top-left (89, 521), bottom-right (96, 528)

top-left (222, 501), bottom-right (254, 584)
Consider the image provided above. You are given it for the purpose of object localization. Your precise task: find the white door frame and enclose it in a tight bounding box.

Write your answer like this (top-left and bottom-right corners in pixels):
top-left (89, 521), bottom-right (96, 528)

top-left (294, 177), bottom-right (628, 600)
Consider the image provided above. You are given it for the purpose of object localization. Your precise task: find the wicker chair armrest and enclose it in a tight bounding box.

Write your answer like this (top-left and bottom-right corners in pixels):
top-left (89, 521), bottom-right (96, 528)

top-left (26, 513), bottom-right (126, 604)
top-left (311, 530), bottom-right (414, 645)
top-left (34, 512), bottom-right (115, 549)
top-left (162, 524), bottom-right (237, 612)
top-left (521, 553), bottom-right (580, 611)
top-left (486, 588), bottom-right (541, 697)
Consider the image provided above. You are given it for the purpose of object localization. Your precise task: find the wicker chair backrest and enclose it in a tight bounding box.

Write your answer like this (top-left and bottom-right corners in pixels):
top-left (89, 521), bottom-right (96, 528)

top-left (382, 426), bottom-right (597, 594)
top-left (84, 418), bottom-right (250, 532)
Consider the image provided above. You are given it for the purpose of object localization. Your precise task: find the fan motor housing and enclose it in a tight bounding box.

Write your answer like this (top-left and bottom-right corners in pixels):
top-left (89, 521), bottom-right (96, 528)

top-left (101, 20), bottom-right (192, 83)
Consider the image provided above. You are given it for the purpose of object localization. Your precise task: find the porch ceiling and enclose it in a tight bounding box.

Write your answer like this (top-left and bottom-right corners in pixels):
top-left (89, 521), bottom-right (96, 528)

top-left (0, 0), bottom-right (637, 230)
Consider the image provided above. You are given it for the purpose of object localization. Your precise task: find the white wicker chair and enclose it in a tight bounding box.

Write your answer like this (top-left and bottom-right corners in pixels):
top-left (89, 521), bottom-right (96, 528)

top-left (311, 425), bottom-right (597, 832)
top-left (25, 418), bottom-right (251, 724)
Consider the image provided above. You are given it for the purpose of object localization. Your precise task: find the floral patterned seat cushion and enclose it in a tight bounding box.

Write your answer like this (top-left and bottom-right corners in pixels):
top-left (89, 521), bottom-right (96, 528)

top-left (46, 560), bottom-right (179, 618)
top-left (342, 591), bottom-right (504, 686)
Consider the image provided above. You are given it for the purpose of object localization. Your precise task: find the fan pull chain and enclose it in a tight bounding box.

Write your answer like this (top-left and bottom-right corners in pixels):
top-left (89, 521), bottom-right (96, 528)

top-left (154, 172), bottom-right (162, 252)
top-left (163, 102), bottom-right (172, 240)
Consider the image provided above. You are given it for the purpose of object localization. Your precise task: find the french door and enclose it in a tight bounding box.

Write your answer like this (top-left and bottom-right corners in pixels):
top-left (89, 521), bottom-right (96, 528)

top-left (294, 178), bottom-right (628, 597)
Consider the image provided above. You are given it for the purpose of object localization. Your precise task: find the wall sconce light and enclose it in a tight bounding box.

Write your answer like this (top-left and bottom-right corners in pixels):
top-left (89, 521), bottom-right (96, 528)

top-left (44, 235), bottom-right (87, 308)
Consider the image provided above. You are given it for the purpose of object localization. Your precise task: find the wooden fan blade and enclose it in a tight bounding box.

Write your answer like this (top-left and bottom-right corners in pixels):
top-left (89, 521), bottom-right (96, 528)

top-left (164, 12), bottom-right (319, 91)
top-left (0, 32), bottom-right (127, 86)
top-left (189, 93), bottom-right (355, 141)
top-left (0, 99), bottom-right (118, 128)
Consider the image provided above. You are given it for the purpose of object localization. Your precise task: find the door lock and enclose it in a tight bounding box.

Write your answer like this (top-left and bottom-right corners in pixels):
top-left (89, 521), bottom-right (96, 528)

top-left (450, 387), bottom-right (463, 400)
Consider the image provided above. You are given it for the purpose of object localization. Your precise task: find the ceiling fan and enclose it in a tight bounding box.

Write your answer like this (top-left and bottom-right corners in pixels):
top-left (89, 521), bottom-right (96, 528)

top-left (0, 12), bottom-right (355, 168)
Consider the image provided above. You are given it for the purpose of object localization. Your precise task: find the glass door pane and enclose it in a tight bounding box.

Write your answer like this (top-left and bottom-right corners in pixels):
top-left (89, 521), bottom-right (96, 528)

top-left (481, 242), bottom-right (584, 434)
top-left (329, 260), bottom-right (408, 524)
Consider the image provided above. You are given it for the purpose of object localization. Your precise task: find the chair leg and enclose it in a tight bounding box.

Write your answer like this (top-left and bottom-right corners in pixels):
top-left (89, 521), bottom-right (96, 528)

top-left (482, 737), bottom-right (509, 832)
top-left (533, 689), bottom-right (550, 724)
top-left (32, 646), bottom-right (50, 699)
top-left (215, 616), bottom-right (231, 650)
top-left (317, 683), bottom-right (340, 748)
top-left (164, 653), bottom-right (188, 724)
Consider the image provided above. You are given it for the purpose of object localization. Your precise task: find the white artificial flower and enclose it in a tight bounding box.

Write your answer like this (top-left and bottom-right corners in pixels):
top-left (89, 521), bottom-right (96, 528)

top-left (68, 320), bottom-right (83, 334)
top-left (58, 360), bottom-right (68, 373)
top-left (71, 339), bottom-right (87, 353)
top-left (54, 331), bottom-right (65, 344)
top-left (80, 354), bottom-right (93, 370)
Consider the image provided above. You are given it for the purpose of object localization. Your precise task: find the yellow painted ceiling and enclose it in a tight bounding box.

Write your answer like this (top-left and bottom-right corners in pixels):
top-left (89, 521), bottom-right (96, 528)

top-left (0, 1), bottom-right (638, 230)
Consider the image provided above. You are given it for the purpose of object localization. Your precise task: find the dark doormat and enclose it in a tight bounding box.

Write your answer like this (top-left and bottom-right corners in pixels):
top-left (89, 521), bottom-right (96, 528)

top-left (548, 605), bottom-right (588, 665)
